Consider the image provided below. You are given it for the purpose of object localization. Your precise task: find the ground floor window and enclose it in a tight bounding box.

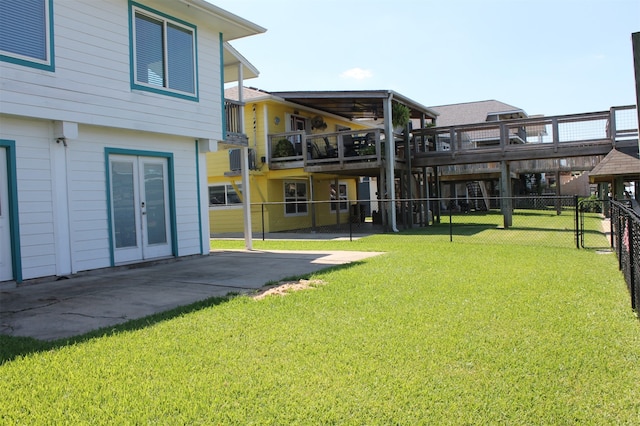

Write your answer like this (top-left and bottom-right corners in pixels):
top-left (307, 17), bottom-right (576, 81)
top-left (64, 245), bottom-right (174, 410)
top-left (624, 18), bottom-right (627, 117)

top-left (209, 184), bottom-right (241, 207)
top-left (330, 182), bottom-right (347, 212)
top-left (284, 181), bottom-right (307, 215)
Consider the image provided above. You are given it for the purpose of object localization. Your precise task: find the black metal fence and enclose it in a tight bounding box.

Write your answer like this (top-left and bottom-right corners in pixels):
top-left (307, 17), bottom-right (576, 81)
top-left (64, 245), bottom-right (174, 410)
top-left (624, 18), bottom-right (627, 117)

top-left (217, 196), bottom-right (639, 313)
top-left (610, 200), bottom-right (640, 312)
top-left (248, 196), bottom-right (598, 248)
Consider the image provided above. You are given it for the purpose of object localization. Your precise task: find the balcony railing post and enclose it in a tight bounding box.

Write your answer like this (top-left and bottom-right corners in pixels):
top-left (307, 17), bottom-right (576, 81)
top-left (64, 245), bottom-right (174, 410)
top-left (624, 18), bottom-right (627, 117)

top-left (609, 107), bottom-right (617, 147)
top-left (500, 123), bottom-right (507, 152)
top-left (449, 128), bottom-right (456, 158)
top-left (551, 118), bottom-right (559, 152)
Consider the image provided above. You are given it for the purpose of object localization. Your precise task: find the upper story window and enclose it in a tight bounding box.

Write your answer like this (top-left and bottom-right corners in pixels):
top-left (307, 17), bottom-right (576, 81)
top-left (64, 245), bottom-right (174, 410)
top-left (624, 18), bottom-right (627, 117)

top-left (0, 0), bottom-right (54, 71)
top-left (130, 2), bottom-right (198, 100)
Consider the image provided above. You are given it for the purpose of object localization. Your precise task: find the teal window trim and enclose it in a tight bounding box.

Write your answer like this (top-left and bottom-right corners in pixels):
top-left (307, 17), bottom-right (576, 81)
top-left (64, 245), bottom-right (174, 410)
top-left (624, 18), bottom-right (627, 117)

top-left (128, 0), bottom-right (199, 101)
top-left (195, 140), bottom-right (204, 254)
top-left (1, 140), bottom-right (22, 283)
top-left (104, 147), bottom-right (178, 266)
top-left (219, 32), bottom-right (226, 137)
top-left (0, 0), bottom-right (55, 72)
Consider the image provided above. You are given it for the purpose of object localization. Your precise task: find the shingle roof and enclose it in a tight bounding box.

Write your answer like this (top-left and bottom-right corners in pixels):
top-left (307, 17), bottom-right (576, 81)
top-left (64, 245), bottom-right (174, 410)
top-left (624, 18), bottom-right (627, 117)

top-left (429, 100), bottom-right (526, 126)
top-left (224, 86), bottom-right (272, 101)
top-left (589, 147), bottom-right (640, 182)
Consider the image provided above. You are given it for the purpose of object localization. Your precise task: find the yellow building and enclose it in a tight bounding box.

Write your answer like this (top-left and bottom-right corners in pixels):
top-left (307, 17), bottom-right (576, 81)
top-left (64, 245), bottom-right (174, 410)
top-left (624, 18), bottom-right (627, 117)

top-left (208, 87), bottom-right (439, 235)
top-left (208, 87), bottom-right (372, 234)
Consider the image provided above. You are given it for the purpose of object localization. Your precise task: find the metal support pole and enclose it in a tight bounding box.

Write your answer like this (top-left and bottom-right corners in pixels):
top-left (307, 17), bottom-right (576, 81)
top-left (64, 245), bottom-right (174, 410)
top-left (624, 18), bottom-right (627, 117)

top-left (241, 147), bottom-right (252, 250)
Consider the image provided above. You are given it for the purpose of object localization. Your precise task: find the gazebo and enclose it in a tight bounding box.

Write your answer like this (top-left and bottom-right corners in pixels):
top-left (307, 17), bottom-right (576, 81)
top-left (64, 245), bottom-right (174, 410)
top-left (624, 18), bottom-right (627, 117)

top-left (589, 146), bottom-right (640, 203)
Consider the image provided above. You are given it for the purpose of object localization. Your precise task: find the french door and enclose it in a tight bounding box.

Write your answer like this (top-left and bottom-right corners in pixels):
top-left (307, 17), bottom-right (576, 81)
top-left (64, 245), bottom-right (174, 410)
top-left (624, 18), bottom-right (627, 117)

top-left (109, 155), bottom-right (172, 264)
top-left (0, 147), bottom-right (12, 281)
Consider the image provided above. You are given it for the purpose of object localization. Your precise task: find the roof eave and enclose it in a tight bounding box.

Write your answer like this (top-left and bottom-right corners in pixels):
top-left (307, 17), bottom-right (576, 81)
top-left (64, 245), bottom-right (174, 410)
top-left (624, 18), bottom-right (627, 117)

top-left (177, 0), bottom-right (266, 41)
top-left (223, 42), bottom-right (260, 82)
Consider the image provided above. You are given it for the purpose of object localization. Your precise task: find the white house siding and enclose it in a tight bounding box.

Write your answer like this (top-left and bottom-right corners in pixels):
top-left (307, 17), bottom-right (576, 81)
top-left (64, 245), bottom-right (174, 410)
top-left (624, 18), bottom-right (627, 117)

top-left (73, 125), bottom-right (204, 266)
top-left (0, 117), bottom-right (57, 280)
top-left (0, 115), bottom-right (205, 280)
top-left (0, 0), bottom-right (254, 281)
top-left (0, 0), bottom-right (223, 141)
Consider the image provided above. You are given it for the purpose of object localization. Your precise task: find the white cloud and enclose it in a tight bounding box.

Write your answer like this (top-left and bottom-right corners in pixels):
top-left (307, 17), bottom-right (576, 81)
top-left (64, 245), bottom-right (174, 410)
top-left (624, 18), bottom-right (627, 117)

top-left (340, 67), bottom-right (373, 80)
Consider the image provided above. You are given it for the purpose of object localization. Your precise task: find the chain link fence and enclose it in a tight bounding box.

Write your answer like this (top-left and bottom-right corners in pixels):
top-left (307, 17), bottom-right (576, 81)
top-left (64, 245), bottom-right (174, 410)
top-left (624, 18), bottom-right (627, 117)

top-left (241, 196), bottom-right (611, 249)
top-left (610, 200), bottom-right (640, 312)
top-left (217, 195), bottom-right (636, 315)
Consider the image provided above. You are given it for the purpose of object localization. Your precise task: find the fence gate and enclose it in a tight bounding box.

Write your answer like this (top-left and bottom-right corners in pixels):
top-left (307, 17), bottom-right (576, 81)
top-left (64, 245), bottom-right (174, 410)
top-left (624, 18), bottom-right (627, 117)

top-left (578, 199), bottom-right (610, 250)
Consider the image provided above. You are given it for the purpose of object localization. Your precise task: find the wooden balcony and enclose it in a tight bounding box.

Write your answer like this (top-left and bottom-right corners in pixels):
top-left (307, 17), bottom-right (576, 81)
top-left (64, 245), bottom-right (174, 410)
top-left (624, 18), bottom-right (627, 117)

top-left (268, 129), bottom-right (386, 175)
top-left (412, 105), bottom-right (638, 168)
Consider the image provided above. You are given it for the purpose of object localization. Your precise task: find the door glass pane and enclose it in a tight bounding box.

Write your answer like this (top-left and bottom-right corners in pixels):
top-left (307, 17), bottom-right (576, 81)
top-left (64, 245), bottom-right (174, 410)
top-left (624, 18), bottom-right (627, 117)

top-left (144, 163), bottom-right (167, 245)
top-left (112, 161), bottom-right (137, 248)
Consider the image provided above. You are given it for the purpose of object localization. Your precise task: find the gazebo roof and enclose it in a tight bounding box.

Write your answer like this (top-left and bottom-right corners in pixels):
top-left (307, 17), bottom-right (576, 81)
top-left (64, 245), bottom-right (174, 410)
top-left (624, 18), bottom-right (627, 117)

top-left (589, 147), bottom-right (640, 183)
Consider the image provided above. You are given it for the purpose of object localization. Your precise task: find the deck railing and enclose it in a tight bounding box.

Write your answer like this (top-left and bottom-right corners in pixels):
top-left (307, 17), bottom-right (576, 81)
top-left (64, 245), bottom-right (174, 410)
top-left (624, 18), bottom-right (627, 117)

top-left (224, 99), bottom-right (248, 146)
top-left (265, 106), bottom-right (637, 170)
top-left (268, 129), bottom-right (384, 169)
top-left (412, 105), bottom-right (638, 166)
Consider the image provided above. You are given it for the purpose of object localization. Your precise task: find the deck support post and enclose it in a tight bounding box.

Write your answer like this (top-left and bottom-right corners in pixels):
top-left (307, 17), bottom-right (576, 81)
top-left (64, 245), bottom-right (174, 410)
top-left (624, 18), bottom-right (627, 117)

top-left (556, 170), bottom-right (562, 215)
top-left (310, 175), bottom-right (316, 231)
top-left (405, 124), bottom-right (413, 228)
top-left (500, 160), bottom-right (512, 228)
top-left (383, 95), bottom-right (398, 232)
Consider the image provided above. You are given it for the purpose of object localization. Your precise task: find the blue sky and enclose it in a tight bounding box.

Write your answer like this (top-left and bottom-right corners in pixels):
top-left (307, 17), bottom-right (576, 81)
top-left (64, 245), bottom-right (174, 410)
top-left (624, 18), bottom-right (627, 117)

top-left (212, 0), bottom-right (639, 117)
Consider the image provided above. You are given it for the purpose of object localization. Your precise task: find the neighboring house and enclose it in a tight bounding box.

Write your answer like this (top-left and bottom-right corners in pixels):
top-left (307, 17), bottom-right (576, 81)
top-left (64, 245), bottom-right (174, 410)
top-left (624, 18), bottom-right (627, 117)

top-left (0, 0), bottom-right (264, 283)
top-left (208, 87), bottom-right (368, 233)
top-left (422, 100), bottom-right (530, 210)
top-left (425, 100), bottom-right (594, 210)
top-left (208, 87), bottom-right (438, 233)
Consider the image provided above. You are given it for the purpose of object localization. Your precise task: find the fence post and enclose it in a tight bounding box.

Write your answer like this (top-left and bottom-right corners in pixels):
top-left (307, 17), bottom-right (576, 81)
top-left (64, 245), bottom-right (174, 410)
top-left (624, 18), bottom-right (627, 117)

top-left (349, 216), bottom-right (353, 242)
top-left (629, 219), bottom-right (636, 310)
top-left (449, 207), bottom-right (453, 242)
top-left (261, 203), bottom-right (265, 241)
top-left (610, 202), bottom-right (615, 249)
top-left (617, 215), bottom-right (623, 271)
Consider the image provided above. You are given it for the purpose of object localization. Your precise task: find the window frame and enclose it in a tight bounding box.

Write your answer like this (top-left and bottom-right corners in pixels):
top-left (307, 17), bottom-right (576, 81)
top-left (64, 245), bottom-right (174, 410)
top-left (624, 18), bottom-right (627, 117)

top-left (208, 184), bottom-right (242, 208)
top-left (0, 0), bottom-right (55, 71)
top-left (284, 181), bottom-right (308, 216)
top-left (129, 1), bottom-right (199, 101)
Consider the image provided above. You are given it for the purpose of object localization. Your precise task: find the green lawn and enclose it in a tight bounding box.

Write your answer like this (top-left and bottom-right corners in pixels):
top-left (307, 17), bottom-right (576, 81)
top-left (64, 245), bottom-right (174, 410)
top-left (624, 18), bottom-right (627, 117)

top-left (1, 213), bottom-right (639, 424)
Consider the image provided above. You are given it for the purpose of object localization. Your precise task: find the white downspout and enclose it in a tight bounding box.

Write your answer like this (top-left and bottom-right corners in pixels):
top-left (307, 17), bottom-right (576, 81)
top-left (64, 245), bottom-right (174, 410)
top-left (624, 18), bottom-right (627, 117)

top-left (383, 94), bottom-right (398, 232)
